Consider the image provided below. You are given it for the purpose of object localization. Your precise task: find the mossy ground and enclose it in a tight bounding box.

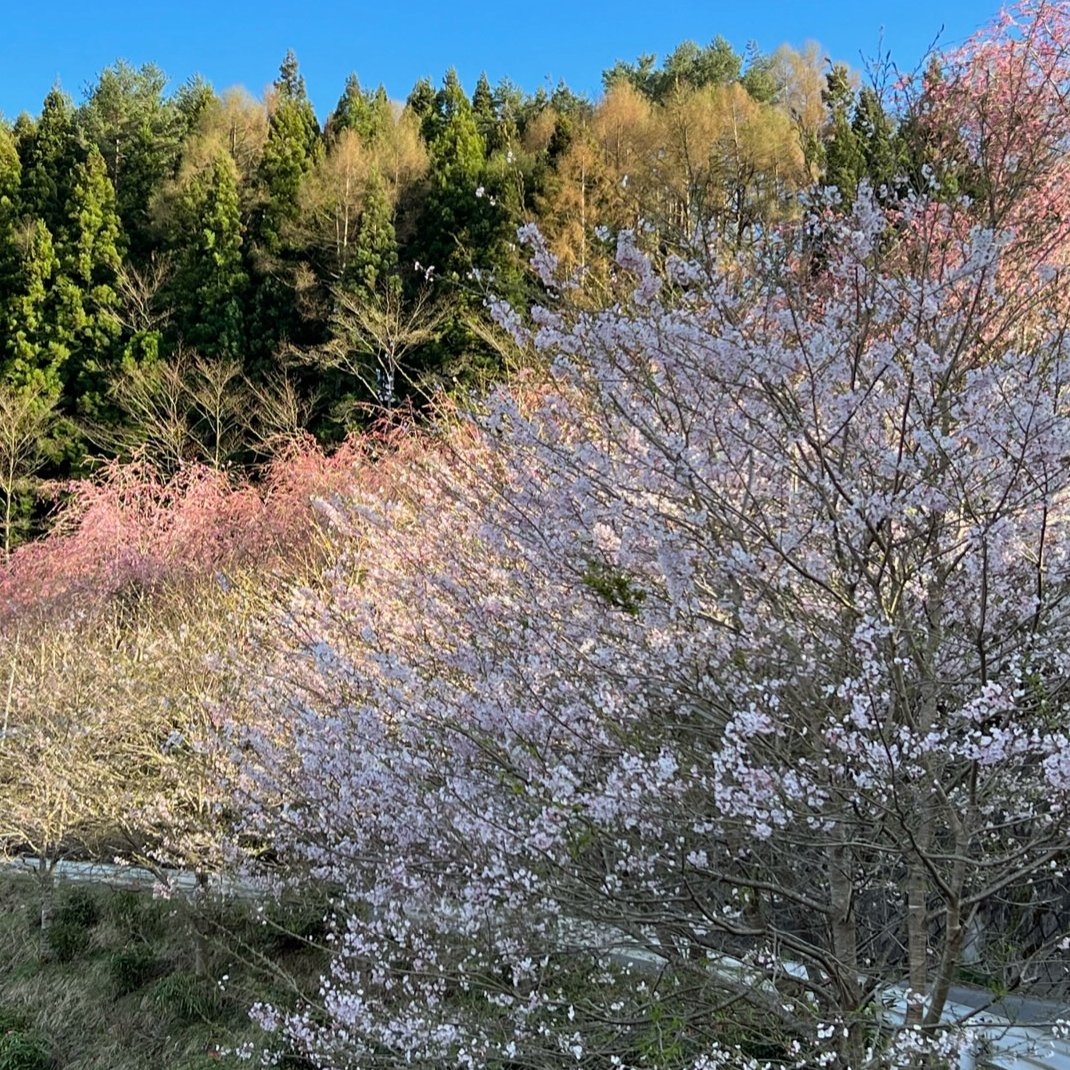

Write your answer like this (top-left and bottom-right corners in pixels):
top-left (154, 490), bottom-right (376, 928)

top-left (0, 874), bottom-right (329, 1069)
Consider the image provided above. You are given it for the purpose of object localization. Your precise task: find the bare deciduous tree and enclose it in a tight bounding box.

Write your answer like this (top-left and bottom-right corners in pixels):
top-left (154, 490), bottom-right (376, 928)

top-left (304, 279), bottom-right (448, 412)
top-left (102, 350), bottom-right (311, 469)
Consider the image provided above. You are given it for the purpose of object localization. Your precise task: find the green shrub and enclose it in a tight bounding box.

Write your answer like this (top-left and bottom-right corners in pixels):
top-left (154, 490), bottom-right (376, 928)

top-left (103, 889), bottom-right (167, 940)
top-left (53, 888), bottom-right (99, 930)
top-left (108, 944), bottom-right (159, 996)
top-left (0, 1028), bottom-right (50, 1070)
top-left (44, 918), bottom-right (90, 963)
top-left (44, 886), bottom-right (102, 961)
top-left (150, 973), bottom-right (223, 1024)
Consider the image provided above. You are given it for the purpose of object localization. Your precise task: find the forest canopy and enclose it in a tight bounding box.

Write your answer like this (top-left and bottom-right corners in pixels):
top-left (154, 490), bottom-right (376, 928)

top-left (0, 34), bottom-right (908, 551)
top-left (8, 5), bottom-right (1070, 1069)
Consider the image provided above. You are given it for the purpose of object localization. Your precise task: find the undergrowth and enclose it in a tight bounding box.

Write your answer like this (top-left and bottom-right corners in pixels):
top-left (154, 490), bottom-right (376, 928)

top-left (0, 876), bottom-right (329, 1070)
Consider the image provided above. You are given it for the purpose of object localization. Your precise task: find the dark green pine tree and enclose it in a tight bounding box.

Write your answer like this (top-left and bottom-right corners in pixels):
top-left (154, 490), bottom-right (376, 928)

top-left (852, 87), bottom-right (901, 201)
top-left (256, 51), bottom-right (323, 254)
top-left (11, 113), bottom-right (34, 164)
top-left (414, 70), bottom-right (525, 395)
top-left (602, 54), bottom-right (658, 98)
top-left (1, 221), bottom-right (71, 398)
top-left (62, 147), bottom-right (123, 296)
top-left (19, 87), bottom-right (82, 240)
top-left (0, 144), bottom-right (62, 529)
top-left (247, 52), bottom-right (323, 366)
top-left (0, 124), bottom-right (21, 308)
top-left (0, 123), bottom-right (20, 205)
top-left (406, 77), bottom-right (438, 141)
top-left (172, 75), bottom-right (218, 137)
top-left (171, 150), bottom-right (247, 361)
top-left (58, 144), bottom-right (125, 423)
top-left (327, 74), bottom-right (391, 146)
top-left (77, 62), bottom-right (199, 264)
top-left (350, 167), bottom-right (398, 295)
top-left (471, 72), bottom-right (497, 143)
top-left (417, 69), bottom-right (487, 280)
top-left (654, 37), bottom-right (743, 99)
top-left (492, 77), bottom-right (529, 145)
top-left (741, 44), bottom-right (781, 104)
top-left (821, 64), bottom-right (865, 205)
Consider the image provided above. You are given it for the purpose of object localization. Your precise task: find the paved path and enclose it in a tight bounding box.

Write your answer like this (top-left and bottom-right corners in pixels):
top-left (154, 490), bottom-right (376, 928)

top-left (0, 855), bottom-right (259, 899)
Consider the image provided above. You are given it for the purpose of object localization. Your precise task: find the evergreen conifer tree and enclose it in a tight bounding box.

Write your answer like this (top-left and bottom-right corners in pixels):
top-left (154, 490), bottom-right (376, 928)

top-left (172, 150), bottom-right (246, 361)
top-left (327, 74), bottom-right (391, 146)
top-left (1, 221), bottom-right (69, 397)
top-left (19, 87), bottom-right (81, 240)
top-left (77, 62), bottom-right (193, 263)
top-left (256, 51), bottom-right (322, 253)
top-left (247, 52), bottom-right (322, 365)
top-left (406, 77), bottom-right (437, 141)
top-left (0, 124), bottom-right (21, 311)
top-left (417, 70), bottom-right (487, 280)
top-left (59, 144), bottom-right (124, 422)
top-left (351, 167), bottom-right (398, 295)
top-left (821, 64), bottom-right (864, 203)
top-left (852, 87), bottom-right (900, 200)
top-left (472, 72), bottom-right (497, 142)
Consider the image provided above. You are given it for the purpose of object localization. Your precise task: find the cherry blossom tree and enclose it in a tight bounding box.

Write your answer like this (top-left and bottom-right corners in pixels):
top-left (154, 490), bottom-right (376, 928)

top-left (231, 197), bottom-right (1070, 1070)
top-left (0, 433), bottom-right (378, 954)
top-left (0, 431), bottom-right (376, 624)
top-left (226, 9), bottom-right (1070, 1068)
top-left (902, 0), bottom-right (1070, 311)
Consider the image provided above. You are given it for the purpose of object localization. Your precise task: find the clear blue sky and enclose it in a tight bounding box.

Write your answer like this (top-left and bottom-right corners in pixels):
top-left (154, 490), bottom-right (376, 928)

top-left (1, 0), bottom-right (1000, 120)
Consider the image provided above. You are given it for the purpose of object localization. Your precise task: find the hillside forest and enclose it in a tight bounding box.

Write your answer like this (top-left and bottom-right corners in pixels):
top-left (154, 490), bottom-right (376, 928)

top-left (0, 35), bottom-right (910, 550)
top-left (6, 3), bottom-right (1070, 1069)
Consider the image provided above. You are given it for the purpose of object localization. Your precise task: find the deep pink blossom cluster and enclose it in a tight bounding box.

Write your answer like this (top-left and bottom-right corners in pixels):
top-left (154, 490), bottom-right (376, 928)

top-left (0, 433), bottom-right (381, 622)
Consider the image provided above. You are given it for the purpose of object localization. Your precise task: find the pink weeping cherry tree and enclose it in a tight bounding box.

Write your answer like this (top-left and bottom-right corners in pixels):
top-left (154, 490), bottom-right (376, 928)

top-left (231, 6), bottom-right (1070, 1067)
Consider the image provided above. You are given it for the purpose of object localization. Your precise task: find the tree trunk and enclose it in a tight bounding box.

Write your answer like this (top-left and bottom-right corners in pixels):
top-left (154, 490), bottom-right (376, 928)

top-left (37, 858), bottom-right (55, 957)
top-left (191, 870), bottom-right (209, 977)
top-left (829, 833), bottom-right (866, 1068)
